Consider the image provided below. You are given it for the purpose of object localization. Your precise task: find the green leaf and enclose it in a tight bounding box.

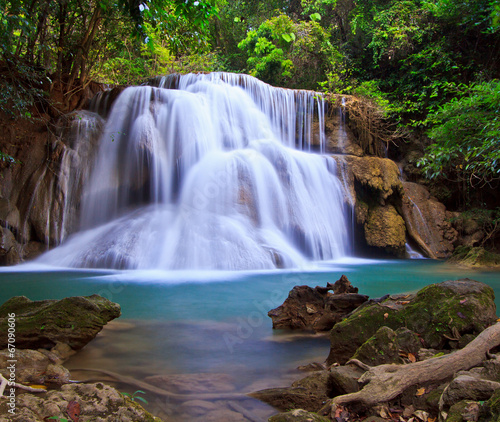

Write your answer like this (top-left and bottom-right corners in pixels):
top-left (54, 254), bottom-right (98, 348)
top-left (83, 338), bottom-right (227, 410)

top-left (310, 13), bottom-right (321, 22)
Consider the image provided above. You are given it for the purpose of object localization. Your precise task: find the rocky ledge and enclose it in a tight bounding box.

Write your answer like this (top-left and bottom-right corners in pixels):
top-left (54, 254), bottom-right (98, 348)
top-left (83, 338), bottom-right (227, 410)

top-left (0, 295), bottom-right (161, 422)
top-left (254, 277), bottom-right (500, 422)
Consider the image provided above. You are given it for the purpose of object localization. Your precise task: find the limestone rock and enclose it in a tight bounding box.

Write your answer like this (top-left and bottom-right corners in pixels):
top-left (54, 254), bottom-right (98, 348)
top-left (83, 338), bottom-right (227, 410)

top-left (364, 204), bottom-right (406, 256)
top-left (0, 382), bottom-right (163, 422)
top-left (0, 295), bottom-right (121, 350)
top-left (268, 276), bottom-right (368, 332)
top-left (0, 349), bottom-right (70, 385)
top-left (250, 371), bottom-right (330, 412)
top-left (343, 156), bottom-right (403, 202)
top-left (0, 226), bottom-right (22, 265)
top-left (329, 364), bottom-right (365, 396)
top-left (401, 182), bottom-right (457, 259)
top-left (327, 279), bottom-right (497, 365)
top-left (441, 374), bottom-right (500, 408)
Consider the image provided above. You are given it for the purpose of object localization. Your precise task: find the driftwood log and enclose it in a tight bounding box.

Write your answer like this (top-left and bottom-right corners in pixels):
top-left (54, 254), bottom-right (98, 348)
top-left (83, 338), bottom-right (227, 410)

top-left (331, 322), bottom-right (500, 407)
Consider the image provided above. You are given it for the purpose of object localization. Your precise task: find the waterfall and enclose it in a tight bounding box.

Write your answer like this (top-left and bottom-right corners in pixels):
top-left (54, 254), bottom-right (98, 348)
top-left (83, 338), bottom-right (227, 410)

top-left (40, 73), bottom-right (351, 270)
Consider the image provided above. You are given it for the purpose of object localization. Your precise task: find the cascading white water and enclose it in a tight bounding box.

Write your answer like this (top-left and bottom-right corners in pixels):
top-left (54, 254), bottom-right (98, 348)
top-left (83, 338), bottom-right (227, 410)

top-left (40, 73), bottom-right (351, 270)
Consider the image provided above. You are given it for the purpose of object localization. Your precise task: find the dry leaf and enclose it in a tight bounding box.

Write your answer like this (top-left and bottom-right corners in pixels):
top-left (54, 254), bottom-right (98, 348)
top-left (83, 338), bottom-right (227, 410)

top-left (416, 387), bottom-right (426, 396)
top-left (67, 400), bottom-right (81, 422)
top-left (414, 409), bottom-right (429, 421)
top-left (428, 417), bottom-right (437, 422)
top-left (27, 384), bottom-right (47, 390)
top-left (408, 352), bottom-right (417, 363)
top-left (384, 312), bottom-right (389, 319)
top-left (400, 300), bottom-right (410, 305)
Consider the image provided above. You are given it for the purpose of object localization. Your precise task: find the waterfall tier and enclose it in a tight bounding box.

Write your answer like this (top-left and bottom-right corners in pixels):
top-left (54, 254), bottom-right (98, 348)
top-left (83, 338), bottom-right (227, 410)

top-left (40, 73), bottom-right (351, 270)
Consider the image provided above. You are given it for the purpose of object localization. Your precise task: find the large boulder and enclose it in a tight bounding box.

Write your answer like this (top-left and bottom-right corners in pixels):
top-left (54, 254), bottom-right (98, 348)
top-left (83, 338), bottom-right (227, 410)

top-left (0, 295), bottom-right (121, 350)
top-left (401, 181), bottom-right (457, 259)
top-left (364, 204), bottom-right (406, 255)
top-left (327, 279), bottom-right (497, 365)
top-left (0, 349), bottom-right (70, 385)
top-left (250, 371), bottom-right (331, 413)
top-left (336, 155), bottom-right (407, 257)
top-left (268, 276), bottom-right (368, 332)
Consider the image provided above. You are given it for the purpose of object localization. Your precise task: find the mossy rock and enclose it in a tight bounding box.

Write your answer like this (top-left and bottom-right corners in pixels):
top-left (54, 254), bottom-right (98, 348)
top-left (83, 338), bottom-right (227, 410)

top-left (327, 279), bottom-right (496, 365)
top-left (449, 246), bottom-right (500, 268)
top-left (0, 294), bottom-right (121, 350)
top-left (480, 389), bottom-right (500, 422)
top-left (351, 326), bottom-right (421, 366)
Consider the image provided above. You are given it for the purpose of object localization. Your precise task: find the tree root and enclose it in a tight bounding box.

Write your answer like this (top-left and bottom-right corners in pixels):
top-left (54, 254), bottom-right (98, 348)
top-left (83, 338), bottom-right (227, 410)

top-left (331, 322), bottom-right (500, 408)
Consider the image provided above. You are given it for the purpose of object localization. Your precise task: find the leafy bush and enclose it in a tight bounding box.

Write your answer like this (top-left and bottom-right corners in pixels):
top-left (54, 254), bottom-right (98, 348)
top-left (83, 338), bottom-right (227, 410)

top-left (417, 80), bottom-right (500, 190)
top-left (238, 14), bottom-right (337, 89)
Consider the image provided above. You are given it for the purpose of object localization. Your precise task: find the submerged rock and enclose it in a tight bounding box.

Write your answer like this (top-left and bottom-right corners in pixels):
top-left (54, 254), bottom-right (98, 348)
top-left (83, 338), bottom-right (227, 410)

top-left (268, 275), bottom-right (368, 332)
top-left (250, 371), bottom-right (331, 413)
top-left (327, 279), bottom-right (496, 365)
top-left (0, 295), bottom-right (121, 351)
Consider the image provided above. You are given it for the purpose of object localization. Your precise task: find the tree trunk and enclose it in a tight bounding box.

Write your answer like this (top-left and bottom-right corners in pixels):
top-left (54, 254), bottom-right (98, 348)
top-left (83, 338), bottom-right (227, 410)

top-left (67, 5), bottom-right (102, 90)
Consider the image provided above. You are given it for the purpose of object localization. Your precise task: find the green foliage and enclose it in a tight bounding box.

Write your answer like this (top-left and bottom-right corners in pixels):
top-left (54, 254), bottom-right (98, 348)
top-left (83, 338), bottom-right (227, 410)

top-left (122, 390), bottom-right (148, 404)
top-left (238, 14), bottom-right (338, 88)
top-left (417, 80), bottom-right (500, 188)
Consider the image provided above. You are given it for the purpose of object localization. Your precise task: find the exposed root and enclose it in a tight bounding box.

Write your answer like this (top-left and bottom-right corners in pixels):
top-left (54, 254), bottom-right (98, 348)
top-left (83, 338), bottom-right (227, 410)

top-left (331, 322), bottom-right (500, 408)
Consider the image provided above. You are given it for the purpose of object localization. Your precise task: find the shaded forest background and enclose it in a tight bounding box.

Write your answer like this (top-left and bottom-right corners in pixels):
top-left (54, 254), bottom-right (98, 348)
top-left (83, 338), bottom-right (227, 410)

top-left (1, 0), bottom-right (499, 254)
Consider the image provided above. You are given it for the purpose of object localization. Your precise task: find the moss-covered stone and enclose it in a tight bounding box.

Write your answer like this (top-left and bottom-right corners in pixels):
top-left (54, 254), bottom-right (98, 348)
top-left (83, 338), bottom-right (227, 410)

top-left (480, 389), bottom-right (500, 422)
top-left (351, 326), bottom-right (421, 366)
top-left (449, 246), bottom-right (500, 268)
top-left (0, 294), bottom-right (121, 350)
top-left (327, 279), bottom-right (497, 365)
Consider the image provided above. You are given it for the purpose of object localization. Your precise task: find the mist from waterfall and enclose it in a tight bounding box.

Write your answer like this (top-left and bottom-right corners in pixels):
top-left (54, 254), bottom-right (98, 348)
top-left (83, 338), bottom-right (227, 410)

top-left (40, 73), bottom-right (352, 270)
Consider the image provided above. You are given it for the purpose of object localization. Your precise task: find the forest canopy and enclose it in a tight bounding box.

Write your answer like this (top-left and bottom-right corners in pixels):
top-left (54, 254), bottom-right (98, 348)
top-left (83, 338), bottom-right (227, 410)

top-left (0, 0), bottom-right (499, 209)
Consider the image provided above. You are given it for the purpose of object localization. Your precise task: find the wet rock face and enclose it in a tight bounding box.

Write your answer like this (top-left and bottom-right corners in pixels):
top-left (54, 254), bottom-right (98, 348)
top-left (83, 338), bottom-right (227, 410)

top-left (0, 295), bottom-right (121, 351)
top-left (401, 181), bottom-right (457, 259)
top-left (337, 155), bottom-right (407, 257)
top-left (364, 204), bottom-right (406, 256)
top-left (268, 275), bottom-right (368, 332)
top-left (327, 279), bottom-right (497, 365)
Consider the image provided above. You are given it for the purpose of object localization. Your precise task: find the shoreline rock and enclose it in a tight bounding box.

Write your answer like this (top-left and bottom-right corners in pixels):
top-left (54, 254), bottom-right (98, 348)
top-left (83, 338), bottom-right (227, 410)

top-left (256, 277), bottom-right (500, 422)
top-left (0, 295), bottom-right (121, 351)
top-left (268, 275), bottom-right (368, 332)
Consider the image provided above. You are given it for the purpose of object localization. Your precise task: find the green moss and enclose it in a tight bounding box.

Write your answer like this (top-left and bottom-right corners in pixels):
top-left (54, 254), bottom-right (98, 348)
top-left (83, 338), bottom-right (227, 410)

top-left (450, 246), bottom-right (500, 268)
top-left (328, 279), bottom-right (496, 364)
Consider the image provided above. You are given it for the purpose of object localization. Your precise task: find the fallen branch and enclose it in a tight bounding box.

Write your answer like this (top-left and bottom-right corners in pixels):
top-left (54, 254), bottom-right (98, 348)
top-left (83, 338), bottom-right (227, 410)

top-left (0, 374), bottom-right (47, 397)
top-left (332, 322), bottom-right (500, 407)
